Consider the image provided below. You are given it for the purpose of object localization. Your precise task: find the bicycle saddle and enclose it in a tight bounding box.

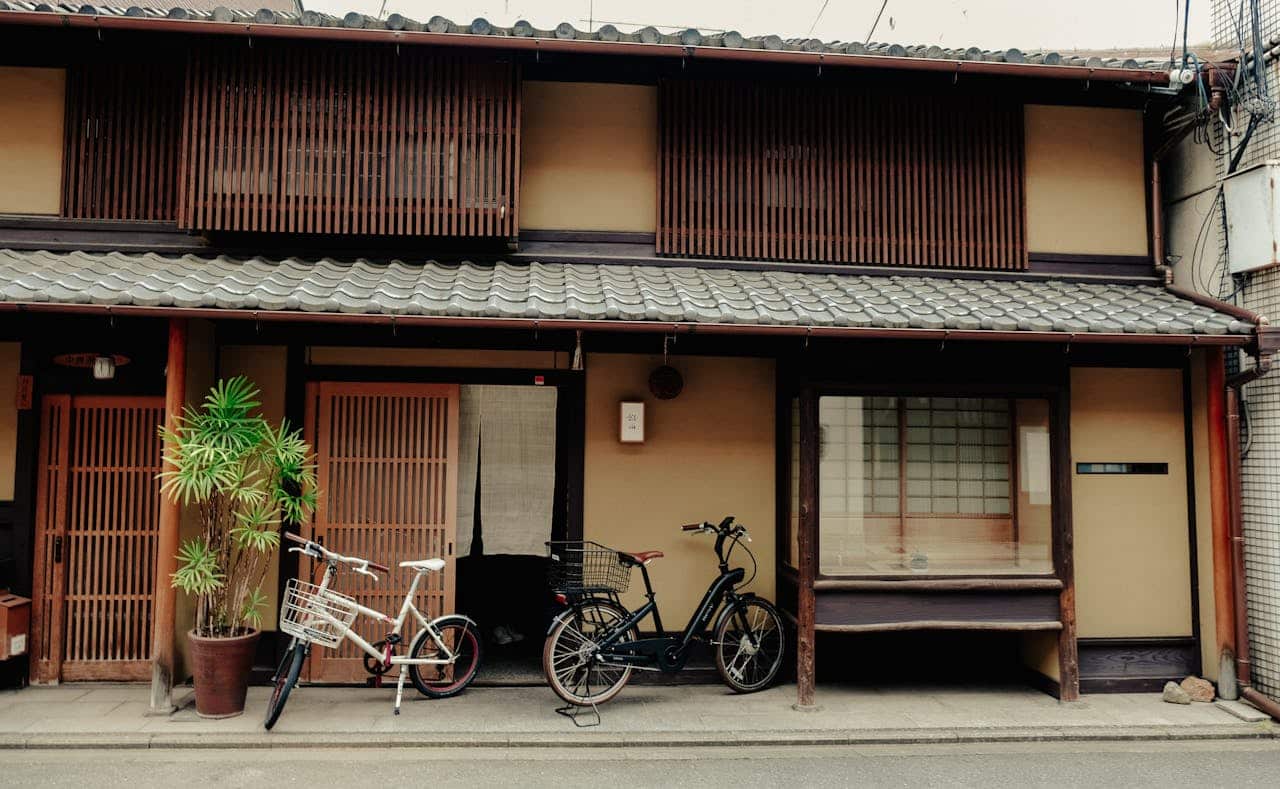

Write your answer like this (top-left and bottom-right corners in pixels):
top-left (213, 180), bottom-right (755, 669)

top-left (621, 550), bottom-right (664, 566)
top-left (399, 558), bottom-right (446, 572)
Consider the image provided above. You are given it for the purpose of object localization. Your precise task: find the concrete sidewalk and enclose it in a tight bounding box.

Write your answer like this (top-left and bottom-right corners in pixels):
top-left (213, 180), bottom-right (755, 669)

top-left (0, 682), bottom-right (1273, 749)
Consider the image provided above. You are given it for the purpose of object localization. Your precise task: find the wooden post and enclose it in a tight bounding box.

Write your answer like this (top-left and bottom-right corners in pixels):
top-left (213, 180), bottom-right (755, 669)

top-left (1052, 385), bottom-right (1080, 701)
top-left (149, 318), bottom-right (187, 713)
top-left (1205, 347), bottom-right (1237, 693)
top-left (794, 385), bottom-right (819, 710)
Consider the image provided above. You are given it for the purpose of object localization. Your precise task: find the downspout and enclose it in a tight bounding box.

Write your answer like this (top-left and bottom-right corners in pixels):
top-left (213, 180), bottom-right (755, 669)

top-left (1152, 160), bottom-right (1168, 281)
top-left (1224, 335), bottom-right (1280, 719)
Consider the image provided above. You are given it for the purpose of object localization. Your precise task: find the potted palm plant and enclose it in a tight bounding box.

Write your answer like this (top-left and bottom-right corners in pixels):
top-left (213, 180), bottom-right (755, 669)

top-left (159, 376), bottom-right (315, 718)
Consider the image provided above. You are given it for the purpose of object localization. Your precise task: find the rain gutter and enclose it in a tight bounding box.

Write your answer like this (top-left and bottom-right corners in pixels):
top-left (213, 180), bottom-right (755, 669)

top-left (0, 11), bottom-right (1173, 85)
top-left (0, 300), bottom-right (1253, 347)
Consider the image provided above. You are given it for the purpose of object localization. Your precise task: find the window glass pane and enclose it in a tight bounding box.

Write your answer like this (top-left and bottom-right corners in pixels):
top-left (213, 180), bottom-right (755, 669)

top-left (818, 396), bottom-right (898, 575)
top-left (817, 394), bottom-right (1054, 576)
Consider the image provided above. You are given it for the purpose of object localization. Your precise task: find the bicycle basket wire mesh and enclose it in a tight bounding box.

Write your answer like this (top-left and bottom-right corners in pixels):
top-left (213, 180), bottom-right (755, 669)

top-left (546, 541), bottom-right (632, 594)
top-left (280, 578), bottom-right (359, 649)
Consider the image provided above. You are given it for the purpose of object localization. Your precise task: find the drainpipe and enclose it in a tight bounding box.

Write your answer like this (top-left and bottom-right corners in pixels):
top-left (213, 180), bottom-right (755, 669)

top-left (1218, 331), bottom-right (1280, 719)
top-left (1152, 160), bottom-right (1169, 281)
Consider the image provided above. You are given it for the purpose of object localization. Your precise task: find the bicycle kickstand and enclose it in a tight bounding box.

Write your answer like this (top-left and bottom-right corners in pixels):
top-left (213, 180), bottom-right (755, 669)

top-left (394, 665), bottom-right (408, 716)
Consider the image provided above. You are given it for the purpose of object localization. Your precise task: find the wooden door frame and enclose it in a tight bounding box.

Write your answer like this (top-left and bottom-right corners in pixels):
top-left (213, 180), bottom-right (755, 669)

top-left (29, 393), bottom-right (165, 684)
top-left (274, 363), bottom-right (585, 669)
top-left (29, 395), bottom-right (70, 684)
top-left (300, 381), bottom-right (462, 683)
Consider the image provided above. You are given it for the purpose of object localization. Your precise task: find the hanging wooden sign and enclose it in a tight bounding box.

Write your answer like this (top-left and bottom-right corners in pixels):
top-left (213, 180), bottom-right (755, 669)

top-left (15, 375), bottom-right (32, 410)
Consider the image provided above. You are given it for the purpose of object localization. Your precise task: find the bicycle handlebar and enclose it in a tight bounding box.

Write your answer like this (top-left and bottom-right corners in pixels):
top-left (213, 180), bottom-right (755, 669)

top-left (679, 516), bottom-right (749, 541)
top-left (282, 531), bottom-right (390, 573)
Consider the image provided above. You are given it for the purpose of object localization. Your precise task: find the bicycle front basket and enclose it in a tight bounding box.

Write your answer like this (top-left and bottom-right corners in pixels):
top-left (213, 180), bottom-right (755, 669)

top-left (546, 540), bottom-right (632, 594)
top-left (279, 578), bottom-right (359, 649)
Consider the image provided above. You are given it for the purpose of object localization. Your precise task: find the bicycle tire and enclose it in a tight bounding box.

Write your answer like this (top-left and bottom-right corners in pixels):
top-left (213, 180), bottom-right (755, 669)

top-left (543, 598), bottom-right (638, 707)
top-left (713, 598), bottom-right (785, 693)
top-left (409, 615), bottom-right (483, 699)
top-left (263, 639), bottom-right (306, 730)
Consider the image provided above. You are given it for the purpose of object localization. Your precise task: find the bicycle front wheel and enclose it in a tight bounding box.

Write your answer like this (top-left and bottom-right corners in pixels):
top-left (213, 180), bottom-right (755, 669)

top-left (713, 598), bottom-right (785, 693)
top-left (543, 598), bottom-right (638, 707)
top-left (409, 616), bottom-right (483, 699)
top-left (263, 639), bottom-right (306, 730)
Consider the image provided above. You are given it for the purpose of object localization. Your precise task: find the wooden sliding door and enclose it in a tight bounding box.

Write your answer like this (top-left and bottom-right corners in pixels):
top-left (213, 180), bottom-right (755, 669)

top-left (30, 395), bottom-right (165, 683)
top-left (304, 383), bottom-right (460, 683)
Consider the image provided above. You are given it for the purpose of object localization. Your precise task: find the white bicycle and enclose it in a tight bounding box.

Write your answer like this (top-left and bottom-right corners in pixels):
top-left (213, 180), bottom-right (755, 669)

top-left (263, 532), bottom-right (482, 730)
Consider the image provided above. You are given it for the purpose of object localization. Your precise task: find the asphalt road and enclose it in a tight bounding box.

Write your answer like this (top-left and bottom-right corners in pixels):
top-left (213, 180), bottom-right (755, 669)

top-left (5, 740), bottom-right (1279, 787)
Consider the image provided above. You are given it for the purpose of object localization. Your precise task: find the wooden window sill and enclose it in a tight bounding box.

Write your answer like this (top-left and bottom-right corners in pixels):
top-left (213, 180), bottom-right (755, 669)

top-left (812, 577), bottom-right (1063, 592)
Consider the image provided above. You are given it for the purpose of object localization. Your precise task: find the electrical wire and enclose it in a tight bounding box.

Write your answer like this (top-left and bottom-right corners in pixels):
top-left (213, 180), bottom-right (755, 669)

top-left (806, 0), bottom-right (831, 38)
top-left (865, 0), bottom-right (890, 43)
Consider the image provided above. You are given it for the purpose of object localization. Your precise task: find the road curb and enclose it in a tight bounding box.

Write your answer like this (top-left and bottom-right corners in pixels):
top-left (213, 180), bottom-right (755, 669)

top-left (1, 723), bottom-right (1274, 750)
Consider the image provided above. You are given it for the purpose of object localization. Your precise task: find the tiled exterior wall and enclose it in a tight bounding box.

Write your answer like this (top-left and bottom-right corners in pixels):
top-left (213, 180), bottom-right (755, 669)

top-left (1211, 0), bottom-right (1280, 698)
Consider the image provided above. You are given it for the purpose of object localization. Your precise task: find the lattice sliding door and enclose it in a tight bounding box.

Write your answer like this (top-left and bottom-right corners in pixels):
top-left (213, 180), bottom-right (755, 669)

top-left (304, 383), bottom-right (460, 684)
top-left (30, 396), bottom-right (165, 683)
top-left (658, 79), bottom-right (1027, 270)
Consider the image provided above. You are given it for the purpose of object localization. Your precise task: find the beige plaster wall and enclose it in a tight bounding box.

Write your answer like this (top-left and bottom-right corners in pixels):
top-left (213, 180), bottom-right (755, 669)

top-left (520, 81), bottom-right (657, 233)
top-left (1025, 105), bottom-right (1148, 256)
top-left (583, 354), bottom-right (776, 625)
top-left (0, 343), bottom-right (19, 501)
top-left (1190, 350), bottom-right (1219, 679)
top-left (221, 345), bottom-right (288, 632)
top-left (1071, 367), bottom-right (1193, 639)
top-left (308, 347), bottom-right (569, 369)
top-left (1020, 631), bottom-right (1061, 682)
top-left (0, 67), bottom-right (65, 215)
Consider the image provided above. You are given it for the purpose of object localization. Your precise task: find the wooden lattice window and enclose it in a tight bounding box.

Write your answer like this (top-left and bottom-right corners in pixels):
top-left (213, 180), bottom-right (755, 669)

top-left (61, 63), bottom-right (184, 221)
top-left (658, 80), bottom-right (1027, 270)
top-left (177, 44), bottom-right (520, 237)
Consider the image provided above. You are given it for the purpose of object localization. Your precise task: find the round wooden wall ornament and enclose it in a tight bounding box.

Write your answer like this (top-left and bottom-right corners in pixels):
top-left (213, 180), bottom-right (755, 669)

top-left (648, 365), bottom-right (684, 400)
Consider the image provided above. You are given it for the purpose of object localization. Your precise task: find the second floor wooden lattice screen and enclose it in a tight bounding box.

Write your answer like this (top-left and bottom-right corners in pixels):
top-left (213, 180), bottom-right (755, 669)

top-left (658, 80), bottom-right (1027, 270)
top-left (62, 63), bottom-right (183, 221)
top-left (178, 45), bottom-right (520, 237)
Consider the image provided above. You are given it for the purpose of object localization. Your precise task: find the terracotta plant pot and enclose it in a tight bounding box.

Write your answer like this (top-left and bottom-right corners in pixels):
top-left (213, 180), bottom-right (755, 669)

top-left (188, 628), bottom-right (260, 718)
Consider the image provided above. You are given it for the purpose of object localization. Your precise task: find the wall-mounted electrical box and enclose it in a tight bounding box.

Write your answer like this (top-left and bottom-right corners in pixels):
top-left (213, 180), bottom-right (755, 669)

top-left (1224, 160), bottom-right (1280, 275)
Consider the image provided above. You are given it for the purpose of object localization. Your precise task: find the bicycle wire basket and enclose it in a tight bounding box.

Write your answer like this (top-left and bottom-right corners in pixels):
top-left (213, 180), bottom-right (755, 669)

top-left (279, 578), bottom-right (360, 649)
top-left (546, 540), bottom-right (632, 594)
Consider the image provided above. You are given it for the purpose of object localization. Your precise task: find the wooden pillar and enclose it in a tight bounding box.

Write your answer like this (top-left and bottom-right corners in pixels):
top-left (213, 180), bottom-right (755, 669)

top-left (1205, 347), bottom-right (1237, 687)
top-left (1052, 385), bottom-right (1080, 701)
top-left (795, 385), bottom-right (819, 709)
top-left (149, 318), bottom-right (187, 713)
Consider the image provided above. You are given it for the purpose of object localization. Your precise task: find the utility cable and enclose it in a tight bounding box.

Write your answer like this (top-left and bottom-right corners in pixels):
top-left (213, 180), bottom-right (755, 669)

top-left (865, 0), bottom-right (890, 43)
top-left (806, 0), bottom-right (831, 38)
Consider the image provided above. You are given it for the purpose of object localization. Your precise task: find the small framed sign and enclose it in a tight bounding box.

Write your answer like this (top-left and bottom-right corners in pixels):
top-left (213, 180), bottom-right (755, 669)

top-left (619, 401), bottom-right (645, 443)
top-left (15, 375), bottom-right (32, 411)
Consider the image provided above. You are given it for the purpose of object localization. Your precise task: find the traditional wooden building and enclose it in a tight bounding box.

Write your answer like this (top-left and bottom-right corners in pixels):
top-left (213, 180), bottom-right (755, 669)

top-left (0, 5), bottom-right (1274, 710)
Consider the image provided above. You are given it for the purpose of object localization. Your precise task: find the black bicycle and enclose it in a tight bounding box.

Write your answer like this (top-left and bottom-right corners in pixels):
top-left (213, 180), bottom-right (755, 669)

top-left (542, 516), bottom-right (785, 708)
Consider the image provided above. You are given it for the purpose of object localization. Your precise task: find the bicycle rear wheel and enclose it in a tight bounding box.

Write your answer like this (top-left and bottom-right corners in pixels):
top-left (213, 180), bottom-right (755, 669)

top-left (263, 639), bottom-right (307, 730)
top-left (543, 599), bottom-right (638, 707)
top-left (409, 616), bottom-right (483, 699)
top-left (713, 598), bottom-right (785, 693)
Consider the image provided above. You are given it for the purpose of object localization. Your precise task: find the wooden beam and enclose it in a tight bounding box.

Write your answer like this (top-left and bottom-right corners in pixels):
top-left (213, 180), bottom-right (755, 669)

top-left (1205, 347), bottom-right (1236, 685)
top-left (795, 385), bottom-right (819, 709)
top-left (149, 317), bottom-right (187, 713)
top-left (1052, 384), bottom-right (1080, 700)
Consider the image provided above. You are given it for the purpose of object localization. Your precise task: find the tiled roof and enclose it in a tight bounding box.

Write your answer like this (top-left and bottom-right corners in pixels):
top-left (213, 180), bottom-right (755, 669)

top-left (0, 0), bottom-right (291, 15)
top-left (0, 249), bottom-right (1253, 337)
top-left (0, 3), bottom-right (1171, 73)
